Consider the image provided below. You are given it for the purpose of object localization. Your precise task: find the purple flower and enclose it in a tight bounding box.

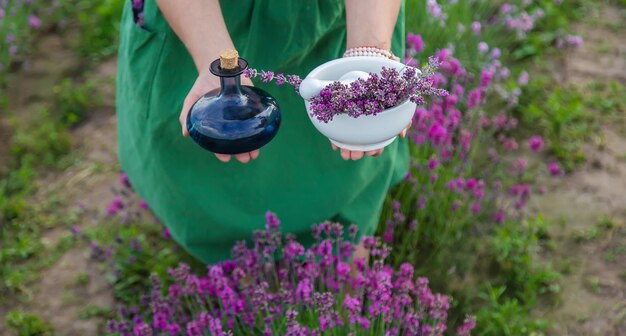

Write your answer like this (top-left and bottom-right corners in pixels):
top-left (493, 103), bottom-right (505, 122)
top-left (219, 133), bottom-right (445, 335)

top-left (467, 89), bottom-right (482, 109)
top-left (471, 21), bottom-right (481, 34)
top-left (133, 321), bottom-right (153, 336)
top-left (529, 135), bottom-right (544, 152)
top-left (566, 35), bottom-right (583, 47)
top-left (28, 15), bottom-right (41, 29)
top-left (111, 213), bottom-right (458, 334)
top-left (549, 162), bottom-right (561, 176)
top-left (119, 173), bottom-right (131, 188)
top-left (518, 71), bottom-right (529, 86)
top-left (491, 48), bottom-right (502, 59)
top-left (132, 0), bottom-right (144, 10)
top-left (512, 158), bottom-right (527, 174)
top-left (480, 70), bottom-right (493, 89)
top-left (166, 324), bottom-right (180, 335)
top-left (427, 123), bottom-right (447, 146)
top-left (407, 32), bottom-right (424, 52)
top-left (152, 313), bottom-right (168, 331)
top-left (107, 197), bottom-right (124, 216)
top-left (139, 199), bottom-right (149, 209)
top-left (501, 3), bottom-right (513, 14)
top-left (494, 211), bottom-right (506, 224)
top-left (259, 71), bottom-right (275, 83)
top-left (265, 211), bottom-right (280, 230)
top-left (478, 42), bottom-right (489, 53)
top-left (427, 158), bottom-right (440, 170)
top-left (162, 228), bottom-right (171, 240)
top-left (252, 57), bottom-right (445, 122)
top-left (457, 316), bottom-right (477, 335)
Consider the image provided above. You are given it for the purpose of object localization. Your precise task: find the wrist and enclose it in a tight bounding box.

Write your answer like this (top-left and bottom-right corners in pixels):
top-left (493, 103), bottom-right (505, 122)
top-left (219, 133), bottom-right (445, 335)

top-left (343, 46), bottom-right (399, 61)
top-left (346, 38), bottom-right (391, 51)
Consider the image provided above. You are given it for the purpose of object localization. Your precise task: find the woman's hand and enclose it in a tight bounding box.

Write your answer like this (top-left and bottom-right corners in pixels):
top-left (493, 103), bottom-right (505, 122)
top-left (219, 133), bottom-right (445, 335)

top-left (334, 0), bottom-right (405, 161)
top-left (179, 73), bottom-right (259, 163)
top-left (157, 0), bottom-right (258, 163)
top-left (330, 123), bottom-right (411, 160)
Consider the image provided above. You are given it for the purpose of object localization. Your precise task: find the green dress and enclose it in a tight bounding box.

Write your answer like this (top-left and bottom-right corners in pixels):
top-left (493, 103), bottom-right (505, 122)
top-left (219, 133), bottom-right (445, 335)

top-left (116, 0), bottom-right (409, 263)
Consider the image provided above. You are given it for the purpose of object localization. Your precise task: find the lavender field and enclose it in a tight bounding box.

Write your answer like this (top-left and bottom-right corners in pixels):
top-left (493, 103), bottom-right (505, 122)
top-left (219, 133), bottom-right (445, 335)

top-left (1, 0), bottom-right (625, 335)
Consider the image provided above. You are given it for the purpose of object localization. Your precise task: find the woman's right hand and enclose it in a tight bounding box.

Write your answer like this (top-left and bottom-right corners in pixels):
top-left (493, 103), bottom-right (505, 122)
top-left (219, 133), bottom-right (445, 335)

top-left (156, 0), bottom-right (255, 163)
top-left (179, 72), bottom-right (259, 163)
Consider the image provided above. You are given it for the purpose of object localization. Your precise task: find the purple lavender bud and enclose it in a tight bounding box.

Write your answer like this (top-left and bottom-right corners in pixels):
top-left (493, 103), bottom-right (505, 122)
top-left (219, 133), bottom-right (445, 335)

top-left (274, 73), bottom-right (286, 85)
top-left (348, 224), bottom-right (358, 240)
top-left (478, 42), bottom-right (489, 53)
top-left (471, 21), bottom-right (481, 34)
top-left (28, 15), bottom-right (41, 29)
top-left (518, 70), bottom-right (529, 86)
top-left (529, 135), bottom-right (544, 152)
top-left (549, 162), bottom-right (561, 176)
top-left (259, 71), bottom-right (274, 83)
top-left (243, 68), bottom-right (258, 78)
top-left (119, 172), bottom-right (131, 188)
top-left (106, 196), bottom-right (124, 216)
top-left (264, 211), bottom-right (280, 230)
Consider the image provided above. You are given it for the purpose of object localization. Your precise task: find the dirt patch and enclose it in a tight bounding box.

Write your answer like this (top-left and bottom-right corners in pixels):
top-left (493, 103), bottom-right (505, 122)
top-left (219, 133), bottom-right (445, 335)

top-left (531, 132), bottom-right (626, 335)
top-left (26, 248), bottom-right (115, 335)
top-left (531, 4), bottom-right (626, 334)
top-left (6, 34), bottom-right (82, 108)
top-left (563, 7), bottom-right (626, 86)
top-left (0, 34), bottom-right (120, 335)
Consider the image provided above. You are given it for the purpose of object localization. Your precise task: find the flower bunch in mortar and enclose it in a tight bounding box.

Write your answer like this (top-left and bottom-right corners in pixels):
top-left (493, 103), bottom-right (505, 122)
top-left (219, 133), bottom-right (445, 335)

top-left (244, 57), bottom-right (447, 123)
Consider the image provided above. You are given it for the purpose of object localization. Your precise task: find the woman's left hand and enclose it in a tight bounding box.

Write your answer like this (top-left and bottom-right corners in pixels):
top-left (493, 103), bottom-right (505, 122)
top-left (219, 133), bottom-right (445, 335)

top-left (331, 122), bottom-right (411, 160)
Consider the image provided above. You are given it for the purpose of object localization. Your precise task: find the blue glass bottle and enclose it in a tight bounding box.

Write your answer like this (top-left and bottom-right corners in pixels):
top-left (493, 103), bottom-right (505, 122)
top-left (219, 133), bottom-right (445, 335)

top-left (187, 50), bottom-right (281, 155)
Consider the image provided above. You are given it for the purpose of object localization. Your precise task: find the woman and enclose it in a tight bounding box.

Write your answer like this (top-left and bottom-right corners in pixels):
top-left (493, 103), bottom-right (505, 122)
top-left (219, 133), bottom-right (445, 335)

top-left (117, 0), bottom-right (410, 263)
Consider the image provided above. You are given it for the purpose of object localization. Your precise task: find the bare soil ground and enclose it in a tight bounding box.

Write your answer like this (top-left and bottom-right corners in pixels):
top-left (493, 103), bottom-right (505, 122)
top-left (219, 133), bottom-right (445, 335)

top-left (0, 34), bottom-right (119, 335)
top-left (531, 5), bottom-right (626, 335)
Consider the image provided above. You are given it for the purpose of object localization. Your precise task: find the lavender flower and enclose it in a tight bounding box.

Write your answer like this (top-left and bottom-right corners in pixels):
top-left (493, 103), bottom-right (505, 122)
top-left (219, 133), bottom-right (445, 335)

top-left (309, 58), bottom-right (447, 122)
top-left (407, 32), bottom-right (425, 53)
top-left (528, 135), bottom-right (544, 152)
top-left (244, 57), bottom-right (446, 123)
top-left (109, 214), bottom-right (469, 335)
top-left (27, 15), bottom-right (41, 29)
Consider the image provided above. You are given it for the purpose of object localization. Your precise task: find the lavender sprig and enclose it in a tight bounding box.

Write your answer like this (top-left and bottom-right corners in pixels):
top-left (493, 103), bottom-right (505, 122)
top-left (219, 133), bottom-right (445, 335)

top-left (243, 57), bottom-right (447, 123)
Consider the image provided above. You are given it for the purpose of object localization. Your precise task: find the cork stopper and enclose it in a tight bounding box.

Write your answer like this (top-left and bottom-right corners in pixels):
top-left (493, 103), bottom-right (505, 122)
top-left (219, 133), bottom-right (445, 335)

top-left (219, 49), bottom-right (239, 70)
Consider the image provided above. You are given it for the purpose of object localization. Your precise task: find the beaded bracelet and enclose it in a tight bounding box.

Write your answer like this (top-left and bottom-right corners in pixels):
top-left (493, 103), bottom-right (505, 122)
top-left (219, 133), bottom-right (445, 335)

top-left (343, 46), bottom-right (400, 62)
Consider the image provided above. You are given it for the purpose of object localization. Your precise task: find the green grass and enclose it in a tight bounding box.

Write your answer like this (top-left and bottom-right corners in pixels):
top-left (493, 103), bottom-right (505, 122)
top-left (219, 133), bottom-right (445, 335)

top-left (5, 311), bottom-right (53, 336)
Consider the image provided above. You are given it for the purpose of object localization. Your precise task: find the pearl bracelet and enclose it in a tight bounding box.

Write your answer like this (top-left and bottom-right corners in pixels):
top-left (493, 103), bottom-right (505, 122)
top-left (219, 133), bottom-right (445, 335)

top-left (343, 46), bottom-right (400, 62)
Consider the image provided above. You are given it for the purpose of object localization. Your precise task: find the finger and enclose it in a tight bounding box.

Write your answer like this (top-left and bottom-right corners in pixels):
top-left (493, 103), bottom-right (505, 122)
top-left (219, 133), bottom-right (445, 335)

top-left (350, 151), bottom-right (364, 160)
top-left (235, 153), bottom-right (251, 164)
top-left (340, 148), bottom-right (351, 160)
top-left (370, 149), bottom-right (384, 157)
top-left (180, 94), bottom-right (200, 137)
top-left (215, 154), bottom-right (231, 163)
top-left (250, 150), bottom-right (260, 160)
top-left (241, 77), bottom-right (255, 86)
top-left (365, 150), bottom-right (379, 156)
top-left (400, 121), bottom-right (412, 139)
top-left (331, 143), bottom-right (339, 151)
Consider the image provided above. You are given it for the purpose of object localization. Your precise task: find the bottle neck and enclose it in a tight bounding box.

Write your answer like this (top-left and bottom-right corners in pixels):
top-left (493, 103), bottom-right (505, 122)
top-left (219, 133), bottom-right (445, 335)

top-left (219, 76), bottom-right (242, 95)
